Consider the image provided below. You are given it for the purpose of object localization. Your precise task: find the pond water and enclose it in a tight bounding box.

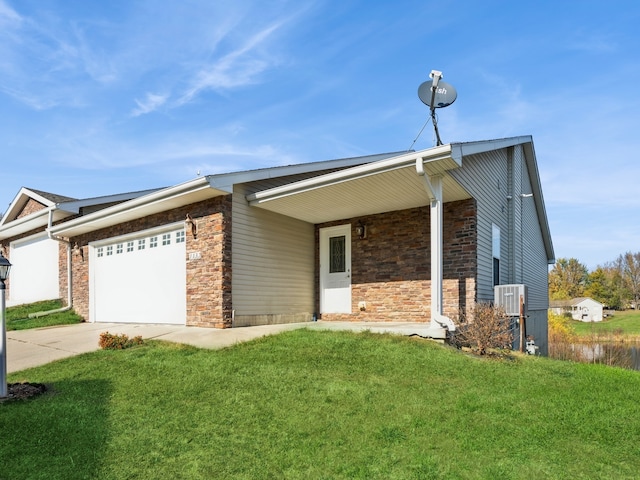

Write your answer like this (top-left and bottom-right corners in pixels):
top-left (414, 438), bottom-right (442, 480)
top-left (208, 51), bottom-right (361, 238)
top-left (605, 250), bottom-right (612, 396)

top-left (565, 343), bottom-right (640, 371)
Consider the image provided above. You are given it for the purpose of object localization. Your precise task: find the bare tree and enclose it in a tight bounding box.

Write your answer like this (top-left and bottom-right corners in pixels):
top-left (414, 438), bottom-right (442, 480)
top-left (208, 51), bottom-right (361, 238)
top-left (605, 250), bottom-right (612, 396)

top-left (620, 252), bottom-right (640, 308)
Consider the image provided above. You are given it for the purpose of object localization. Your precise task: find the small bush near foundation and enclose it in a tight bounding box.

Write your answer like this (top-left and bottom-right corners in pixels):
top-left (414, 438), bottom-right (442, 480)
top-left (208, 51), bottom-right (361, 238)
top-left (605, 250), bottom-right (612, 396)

top-left (454, 303), bottom-right (513, 355)
top-left (99, 331), bottom-right (144, 350)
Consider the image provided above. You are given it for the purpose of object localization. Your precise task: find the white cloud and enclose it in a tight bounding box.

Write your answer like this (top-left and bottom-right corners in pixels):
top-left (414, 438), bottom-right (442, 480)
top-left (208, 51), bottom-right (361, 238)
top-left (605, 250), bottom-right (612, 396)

top-left (131, 93), bottom-right (169, 117)
top-left (177, 21), bottom-right (285, 105)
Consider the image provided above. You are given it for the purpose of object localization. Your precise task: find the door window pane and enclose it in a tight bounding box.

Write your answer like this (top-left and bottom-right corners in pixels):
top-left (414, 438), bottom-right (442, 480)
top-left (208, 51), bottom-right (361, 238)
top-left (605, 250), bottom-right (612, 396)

top-left (329, 236), bottom-right (346, 273)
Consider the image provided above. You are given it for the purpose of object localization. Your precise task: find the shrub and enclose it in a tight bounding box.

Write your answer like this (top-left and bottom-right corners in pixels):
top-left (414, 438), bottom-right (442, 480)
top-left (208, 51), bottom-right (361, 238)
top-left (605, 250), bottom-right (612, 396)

top-left (99, 331), bottom-right (144, 350)
top-left (453, 303), bottom-right (514, 355)
top-left (548, 312), bottom-right (577, 361)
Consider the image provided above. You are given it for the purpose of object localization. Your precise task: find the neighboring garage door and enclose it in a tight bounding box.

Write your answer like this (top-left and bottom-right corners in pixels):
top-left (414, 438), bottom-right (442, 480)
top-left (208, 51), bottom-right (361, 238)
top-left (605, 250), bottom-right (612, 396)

top-left (91, 225), bottom-right (186, 324)
top-left (9, 233), bottom-right (60, 306)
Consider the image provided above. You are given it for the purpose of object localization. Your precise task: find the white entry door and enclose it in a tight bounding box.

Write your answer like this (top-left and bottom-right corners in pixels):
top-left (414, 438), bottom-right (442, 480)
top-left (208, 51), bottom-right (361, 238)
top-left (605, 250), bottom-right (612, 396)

top-left (320, 224), bottom-right (351, 314)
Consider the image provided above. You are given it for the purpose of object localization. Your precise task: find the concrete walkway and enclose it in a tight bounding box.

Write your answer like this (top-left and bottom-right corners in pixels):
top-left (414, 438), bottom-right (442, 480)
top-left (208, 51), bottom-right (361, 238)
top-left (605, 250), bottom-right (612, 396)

top-left (7, 321), bottom-right (442, 374)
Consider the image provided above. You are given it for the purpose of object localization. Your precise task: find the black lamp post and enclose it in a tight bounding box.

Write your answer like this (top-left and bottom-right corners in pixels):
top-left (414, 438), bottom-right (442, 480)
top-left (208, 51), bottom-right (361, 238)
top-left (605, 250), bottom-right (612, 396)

top-left (0, 252), bottom-right (12, 398)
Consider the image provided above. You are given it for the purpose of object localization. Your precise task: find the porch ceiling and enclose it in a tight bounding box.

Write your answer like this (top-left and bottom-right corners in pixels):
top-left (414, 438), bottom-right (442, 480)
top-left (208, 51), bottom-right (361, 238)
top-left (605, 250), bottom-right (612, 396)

top-left (247, 150), bottom-right (471, 224)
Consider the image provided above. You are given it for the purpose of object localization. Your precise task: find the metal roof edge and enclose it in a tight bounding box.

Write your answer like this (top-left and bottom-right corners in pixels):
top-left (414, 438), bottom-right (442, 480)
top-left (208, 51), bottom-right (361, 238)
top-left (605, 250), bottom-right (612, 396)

top-left (522, 140), bottom-right (555, 263)
top-left (49, 177), bottom-right (214, 236)
top-left (206, 151), bottom-right (408, 191)
top-left (57, 188), bottom-right (165, 213)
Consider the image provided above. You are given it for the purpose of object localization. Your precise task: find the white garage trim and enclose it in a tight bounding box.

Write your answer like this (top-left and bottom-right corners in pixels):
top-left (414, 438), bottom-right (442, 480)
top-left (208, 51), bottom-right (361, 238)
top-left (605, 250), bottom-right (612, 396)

top-left (89, 222), bottom-right (186, 325)
top-left (9, 233), bottom-right (60, 307)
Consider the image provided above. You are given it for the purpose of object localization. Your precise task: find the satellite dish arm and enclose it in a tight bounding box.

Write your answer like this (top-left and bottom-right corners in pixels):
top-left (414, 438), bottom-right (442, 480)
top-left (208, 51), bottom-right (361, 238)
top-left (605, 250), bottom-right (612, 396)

top-left (429, 70), bottom-right (444, 146)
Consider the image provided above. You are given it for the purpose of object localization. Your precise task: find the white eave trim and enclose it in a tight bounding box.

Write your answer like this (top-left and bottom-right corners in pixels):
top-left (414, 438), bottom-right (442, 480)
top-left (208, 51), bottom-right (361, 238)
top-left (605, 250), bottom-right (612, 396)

top-left (0, 208), bottom-right (72, 240)
top-left (247, 144), bottom-right (459, 205)
top-left (50, 176), bottom-right (228, 237)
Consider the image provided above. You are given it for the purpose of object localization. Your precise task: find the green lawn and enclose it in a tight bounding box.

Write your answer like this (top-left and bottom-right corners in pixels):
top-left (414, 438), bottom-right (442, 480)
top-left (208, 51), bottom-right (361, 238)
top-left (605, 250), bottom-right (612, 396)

top-left (572, 310), bottom-right (640, 337)
top-left (6, 299), bottom-right (83, 331)
top-left (3, 330), bottom-right (640, 479)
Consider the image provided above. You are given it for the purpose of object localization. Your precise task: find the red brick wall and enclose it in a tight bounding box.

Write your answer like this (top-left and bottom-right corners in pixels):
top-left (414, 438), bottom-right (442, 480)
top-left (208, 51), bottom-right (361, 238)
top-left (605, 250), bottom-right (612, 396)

top-left (317, 199), bottom-right (477, 322)
top-left (67, 195), bottom-right (233, 327)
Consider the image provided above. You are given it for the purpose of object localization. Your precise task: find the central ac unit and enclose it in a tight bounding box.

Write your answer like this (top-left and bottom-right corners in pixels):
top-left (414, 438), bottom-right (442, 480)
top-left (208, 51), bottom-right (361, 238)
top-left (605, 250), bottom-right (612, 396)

top-left (494, 284), bottom-right (527, 317)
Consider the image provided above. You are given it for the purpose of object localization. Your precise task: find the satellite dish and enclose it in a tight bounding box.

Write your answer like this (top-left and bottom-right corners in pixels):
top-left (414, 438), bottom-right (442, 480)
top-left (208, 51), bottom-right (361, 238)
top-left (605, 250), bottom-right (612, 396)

top-left (418, 80), bottom-right (457, 108)
top-left (414, 70), bottom-right (457, 146)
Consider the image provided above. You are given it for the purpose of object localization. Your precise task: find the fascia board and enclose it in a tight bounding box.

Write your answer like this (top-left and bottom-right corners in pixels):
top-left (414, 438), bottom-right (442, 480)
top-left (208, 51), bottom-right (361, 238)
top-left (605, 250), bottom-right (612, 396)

top-left (0, 208), bottom-right (72, 240)
top-left (207, 151), bottom-right (406, 192)
top-left (0, 187), bottom-right (56, 227)
top-left (49, 177), bottom-right (225, 237)
top-left (58, 188), bottom-right (164, 214)
top-left (247, 146), bottom-right (455, 205)
top-left (523, 141), bottom-right (555, 264)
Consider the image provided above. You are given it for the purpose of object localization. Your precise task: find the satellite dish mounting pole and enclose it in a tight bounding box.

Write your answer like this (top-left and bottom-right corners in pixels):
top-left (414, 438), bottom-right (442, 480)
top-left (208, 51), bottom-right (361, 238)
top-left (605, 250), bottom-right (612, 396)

top-left (429, 70), bottom-right (444, 146)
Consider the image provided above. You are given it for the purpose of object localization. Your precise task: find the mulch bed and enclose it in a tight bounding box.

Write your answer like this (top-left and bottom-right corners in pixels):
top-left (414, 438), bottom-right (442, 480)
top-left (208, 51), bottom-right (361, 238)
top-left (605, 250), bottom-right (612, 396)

top-left (1, 382), bottom-right (47, 402)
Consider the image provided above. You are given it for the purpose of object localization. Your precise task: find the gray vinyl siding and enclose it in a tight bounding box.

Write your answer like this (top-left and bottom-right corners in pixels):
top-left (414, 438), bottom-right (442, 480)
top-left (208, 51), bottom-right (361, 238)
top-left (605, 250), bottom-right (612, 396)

top-left (449, 144), bottom-right (549, 310)
top-left (519, 170), bottom-right (550, 311)
top-left (232, 180), bottom-right (315, 325)
top-left (449, 149), bottom-right (510, 303)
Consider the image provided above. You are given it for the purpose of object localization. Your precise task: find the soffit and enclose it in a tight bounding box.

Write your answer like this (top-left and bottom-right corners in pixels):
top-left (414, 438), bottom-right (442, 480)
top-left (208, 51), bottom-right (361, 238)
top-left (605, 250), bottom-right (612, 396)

top-left (248, 155), bottom-right (471, 224)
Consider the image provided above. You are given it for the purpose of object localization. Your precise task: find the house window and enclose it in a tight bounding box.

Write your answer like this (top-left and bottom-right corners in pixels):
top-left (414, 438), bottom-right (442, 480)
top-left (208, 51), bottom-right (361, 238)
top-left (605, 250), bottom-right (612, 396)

top-left (329, 235), bottom-right (346, 273)
top-left (492, 224), bottom-right (500, 286)
top-left (138, 239), bottom-right (146, 250)
top-left (162, 233), bottom-right (171, 246)
top-left (176, 231), bottom-right (185, 243)
top-left (127, 241), bottom-right (134, 252)
top-left (150, 236), bottom-right (158, 248)
top-left (106, 245), bottom-right (113, 256)
top-left (116, 244), bottom-right (123, 254)
top-left (97, 247), bottom-right (104, 258)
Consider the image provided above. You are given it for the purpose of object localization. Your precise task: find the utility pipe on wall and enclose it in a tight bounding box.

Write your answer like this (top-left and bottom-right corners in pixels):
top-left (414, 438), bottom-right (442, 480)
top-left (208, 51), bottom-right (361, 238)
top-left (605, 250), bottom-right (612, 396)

top-left (31, 208), bottom-right (74, 318)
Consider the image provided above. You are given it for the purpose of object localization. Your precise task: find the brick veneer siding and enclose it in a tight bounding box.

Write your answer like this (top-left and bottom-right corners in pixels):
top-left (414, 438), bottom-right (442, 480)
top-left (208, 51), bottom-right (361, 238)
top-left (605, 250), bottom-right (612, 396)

top-left (66, 195), bottom-right (233, 328)
top-left (316, 199), bottom-right (477, 322)
top-left (16, 199), bottom-right (47, 219)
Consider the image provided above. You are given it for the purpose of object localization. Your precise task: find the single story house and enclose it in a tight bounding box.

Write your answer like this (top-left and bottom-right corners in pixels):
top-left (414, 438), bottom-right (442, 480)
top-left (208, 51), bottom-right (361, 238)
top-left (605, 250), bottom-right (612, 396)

top-left (549, 297), bottom-right (604, 322)
top-left (0, 187), bottom-right (160, 307)
top-left (0, 136), bottom-right (554, 353)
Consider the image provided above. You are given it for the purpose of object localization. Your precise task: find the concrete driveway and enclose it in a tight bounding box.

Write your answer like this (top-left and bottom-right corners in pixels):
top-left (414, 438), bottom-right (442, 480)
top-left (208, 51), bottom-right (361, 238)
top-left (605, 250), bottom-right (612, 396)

top-left (6, 321), bottom-right (439, 374)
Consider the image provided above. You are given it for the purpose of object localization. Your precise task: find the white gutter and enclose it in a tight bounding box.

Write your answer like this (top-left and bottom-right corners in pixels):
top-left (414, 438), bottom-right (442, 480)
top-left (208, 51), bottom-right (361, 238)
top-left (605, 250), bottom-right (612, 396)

top-left (32, 208), bottom-right (73, 317)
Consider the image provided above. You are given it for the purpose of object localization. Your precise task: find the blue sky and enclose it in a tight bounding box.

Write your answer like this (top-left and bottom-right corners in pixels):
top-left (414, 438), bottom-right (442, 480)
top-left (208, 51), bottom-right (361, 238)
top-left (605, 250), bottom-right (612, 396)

top-left (1, 0), bottom-right (638, 270)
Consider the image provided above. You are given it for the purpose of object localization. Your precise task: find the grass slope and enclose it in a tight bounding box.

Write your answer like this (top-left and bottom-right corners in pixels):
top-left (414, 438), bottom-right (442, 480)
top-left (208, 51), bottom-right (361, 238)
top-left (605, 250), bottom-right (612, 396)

top-left (3, 329), bottom-right (640, 479)
top-left (572, 310), bottom-right (640, 337)
top-left (6, 299), bottom-right (83, 331)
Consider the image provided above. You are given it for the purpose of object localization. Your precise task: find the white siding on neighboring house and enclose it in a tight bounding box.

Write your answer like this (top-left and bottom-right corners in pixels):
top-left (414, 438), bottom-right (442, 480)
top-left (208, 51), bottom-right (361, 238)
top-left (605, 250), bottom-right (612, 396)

top-left (232, 181), bottom-right (315, 326)
top-left (9, 233), bottom-right (60, 306)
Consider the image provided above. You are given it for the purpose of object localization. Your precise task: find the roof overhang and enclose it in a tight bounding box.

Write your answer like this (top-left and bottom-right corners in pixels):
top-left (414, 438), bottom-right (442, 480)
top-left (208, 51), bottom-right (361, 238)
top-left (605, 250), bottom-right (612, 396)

top-left (246, 144), bottom-right (471, 224)
top-left (50, 177), bottom-right (229, 238)
top-left (0, 208), bottom-right (72, 240)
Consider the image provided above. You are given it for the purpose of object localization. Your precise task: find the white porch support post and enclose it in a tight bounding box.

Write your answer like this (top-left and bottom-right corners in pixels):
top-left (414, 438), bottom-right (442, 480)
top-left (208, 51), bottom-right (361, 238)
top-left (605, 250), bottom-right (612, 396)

top-left (416, 158), bottom-right (455, 334)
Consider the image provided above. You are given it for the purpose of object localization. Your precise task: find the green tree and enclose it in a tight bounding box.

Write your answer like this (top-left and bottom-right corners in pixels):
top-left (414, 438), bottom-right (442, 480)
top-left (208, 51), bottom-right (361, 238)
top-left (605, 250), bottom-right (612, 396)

top-left (548, 258), bottom-right (588, 300)
top-left (585, 266), bottom-right (623, 309)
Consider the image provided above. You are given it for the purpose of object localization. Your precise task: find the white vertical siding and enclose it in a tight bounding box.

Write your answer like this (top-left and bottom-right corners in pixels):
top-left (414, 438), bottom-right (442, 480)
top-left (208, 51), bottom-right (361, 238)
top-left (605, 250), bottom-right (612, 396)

top-left (232, 181), bottom-right (315, 325)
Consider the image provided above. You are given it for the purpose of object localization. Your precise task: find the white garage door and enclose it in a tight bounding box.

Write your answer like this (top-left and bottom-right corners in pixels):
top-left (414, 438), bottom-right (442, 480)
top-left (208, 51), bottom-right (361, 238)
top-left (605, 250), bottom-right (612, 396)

top-left (9, 234), bottom-right (60, 306)
top-left (91, 226), bottom-right (186, 324)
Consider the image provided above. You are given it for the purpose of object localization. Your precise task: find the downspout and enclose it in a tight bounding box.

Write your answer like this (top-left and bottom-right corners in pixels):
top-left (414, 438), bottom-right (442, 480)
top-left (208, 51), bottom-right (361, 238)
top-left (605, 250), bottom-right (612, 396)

top-left (416, 158), bottom-right (456, 333)
top-left (29, 208), bottom-right (73, 318)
